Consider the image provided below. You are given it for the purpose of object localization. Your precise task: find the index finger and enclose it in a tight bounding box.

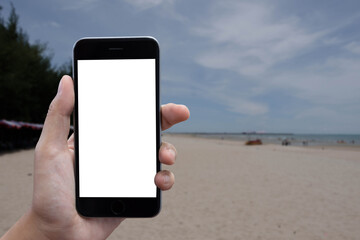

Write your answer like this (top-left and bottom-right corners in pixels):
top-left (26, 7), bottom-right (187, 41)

top-left (161, 103), bottom-right (190, 131)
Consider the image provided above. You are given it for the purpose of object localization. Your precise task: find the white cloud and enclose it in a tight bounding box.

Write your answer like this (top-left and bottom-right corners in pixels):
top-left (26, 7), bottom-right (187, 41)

top-left (206, 82), bottom-right (269, 115)
top-left (48, 21), bottom-right (60, 28)
top-left (344, 41), bottom-right (360, 54)
top-left (60, 0), bottom-right (101, 11)
top-left (224, 98), bottom-right (268, 115)
top-left (293, 105), bottom-right (360, 133)
top-left (187, 0), bottom-right (326, 115)
top-left (294, 107), bottom-right (337, 119)
top-left (162, 73), bottom-right (268, 115)
top-left (10, 0), bottom-right (360, 132)
top-left (189, 0), bottom-right (360, 121)
top-left (193, 1), bottom-right (324, 76)
top-left (323, 37), bottom-right (343, 45)
top-left (28, 21), bottom-right (61, 31)
top-left (271, 57), bottom-right (360, 105)
top-left (123, 0), bottom-right (173, 10)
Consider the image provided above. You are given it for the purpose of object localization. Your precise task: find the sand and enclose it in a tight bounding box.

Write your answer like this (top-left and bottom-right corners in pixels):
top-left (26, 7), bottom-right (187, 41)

top-left (0, 135), bottom-right (359, 239)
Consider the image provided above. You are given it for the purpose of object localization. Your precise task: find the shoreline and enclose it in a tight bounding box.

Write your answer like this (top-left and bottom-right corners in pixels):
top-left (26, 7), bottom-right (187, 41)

top-left (163, 133), bottom-right (360, 152)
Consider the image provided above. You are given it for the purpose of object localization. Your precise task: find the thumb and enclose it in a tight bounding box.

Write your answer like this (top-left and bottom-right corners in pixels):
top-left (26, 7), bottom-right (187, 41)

top-left (37, 75), bottom-right (74, 150)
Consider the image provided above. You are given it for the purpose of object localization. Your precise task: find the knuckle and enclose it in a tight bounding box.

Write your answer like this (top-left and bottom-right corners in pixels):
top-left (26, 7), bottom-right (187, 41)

top-left (35, 142), bottom-right (62, 160)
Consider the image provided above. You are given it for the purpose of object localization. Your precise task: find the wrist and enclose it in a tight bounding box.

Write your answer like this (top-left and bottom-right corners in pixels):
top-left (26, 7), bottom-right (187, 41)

top-left (1, 210), bottom-right (50, 240)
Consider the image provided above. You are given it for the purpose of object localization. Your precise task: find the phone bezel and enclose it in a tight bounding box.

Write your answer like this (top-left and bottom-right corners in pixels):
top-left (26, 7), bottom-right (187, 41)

top-left (73, 37), bottom-right (161, 217)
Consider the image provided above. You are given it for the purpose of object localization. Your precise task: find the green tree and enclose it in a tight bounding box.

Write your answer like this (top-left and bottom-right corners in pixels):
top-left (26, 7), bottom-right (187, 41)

top-left (0, 4), bottom-right (70, 123)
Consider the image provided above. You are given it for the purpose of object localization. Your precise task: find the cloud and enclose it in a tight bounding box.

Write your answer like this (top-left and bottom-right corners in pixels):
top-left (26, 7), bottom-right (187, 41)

top-left (193, 1), bottom-right (324, 76)
top-left (28, 21), bottom-right (61, 31)
top-left (48, 21), bottom-right (60, 28)
top-left (60, 0), bottom-right (101, 11)
top-left (344, 41), bottom-right (360, 54)
top-left (188, 0), bottom-right (360, 122)
top-left (186, 0), bottom-right (325, 115)
top-left (123, 0), bottom-right (173, 10)
top-left (9, 0), bottom-right (360, 132)
top-left (271, 57), bottom-right (360, 106)
top-left (223, 98), bottom-right (268, 115)
top-left (162, 72), bottom-right (269, 116)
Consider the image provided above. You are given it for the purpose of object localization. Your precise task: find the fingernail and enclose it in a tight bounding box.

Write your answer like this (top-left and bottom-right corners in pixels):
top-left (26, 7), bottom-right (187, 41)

top-left (164, 143), bottom-right (176, 159)
top-left (163, 174), bottom-right (170, 185)
top-left (168, 148), bottom-right (176, 160)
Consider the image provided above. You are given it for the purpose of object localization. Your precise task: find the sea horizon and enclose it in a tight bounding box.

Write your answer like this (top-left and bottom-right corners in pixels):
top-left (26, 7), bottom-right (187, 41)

top-left (164, 132), bottom-right (360, 147)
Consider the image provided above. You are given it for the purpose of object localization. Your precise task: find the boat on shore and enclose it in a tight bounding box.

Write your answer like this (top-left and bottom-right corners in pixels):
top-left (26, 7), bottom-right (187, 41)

top-left (245, 139), bottom-right (262, 145)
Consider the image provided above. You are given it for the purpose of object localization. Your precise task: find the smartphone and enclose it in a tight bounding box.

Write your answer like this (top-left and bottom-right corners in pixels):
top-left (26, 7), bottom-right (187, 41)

top-left (73, 37), bottom-right (161, 217)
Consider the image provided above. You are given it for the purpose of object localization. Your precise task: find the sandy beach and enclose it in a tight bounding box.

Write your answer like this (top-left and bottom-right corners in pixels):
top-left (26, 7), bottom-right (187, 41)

top-left (0, 135), bottom-right (359, 239)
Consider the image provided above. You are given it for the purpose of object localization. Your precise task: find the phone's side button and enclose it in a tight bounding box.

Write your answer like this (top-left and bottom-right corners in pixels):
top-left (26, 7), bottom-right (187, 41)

top-left (111, 200), bottom-right (125, 215)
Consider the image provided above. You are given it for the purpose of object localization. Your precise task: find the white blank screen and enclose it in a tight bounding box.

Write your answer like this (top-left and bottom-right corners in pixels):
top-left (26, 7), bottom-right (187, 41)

top-left (78, 59), bottom-right (156, 197)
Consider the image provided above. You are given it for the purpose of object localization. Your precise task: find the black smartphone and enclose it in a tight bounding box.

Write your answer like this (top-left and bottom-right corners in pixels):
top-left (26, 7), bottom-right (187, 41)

top-left (73, 37), bottom-right (161, 217)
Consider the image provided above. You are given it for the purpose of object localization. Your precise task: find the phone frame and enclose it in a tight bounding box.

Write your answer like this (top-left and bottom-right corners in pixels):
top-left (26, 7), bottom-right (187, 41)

top-left (73, 37), bottom-right (161, 217)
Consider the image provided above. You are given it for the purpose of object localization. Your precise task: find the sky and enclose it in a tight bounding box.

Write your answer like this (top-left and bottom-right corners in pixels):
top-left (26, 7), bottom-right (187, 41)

top-left (2, 0), bottom-right (360, 133)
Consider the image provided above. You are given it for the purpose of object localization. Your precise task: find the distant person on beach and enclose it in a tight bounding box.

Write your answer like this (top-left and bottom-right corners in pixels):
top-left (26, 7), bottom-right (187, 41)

top-left (1, 75), bottom-right (190, 240)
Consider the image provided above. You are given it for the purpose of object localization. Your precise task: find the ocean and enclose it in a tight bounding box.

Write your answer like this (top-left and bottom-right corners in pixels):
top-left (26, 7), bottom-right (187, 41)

top-left (179, 133), bottom-right (360, 147)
